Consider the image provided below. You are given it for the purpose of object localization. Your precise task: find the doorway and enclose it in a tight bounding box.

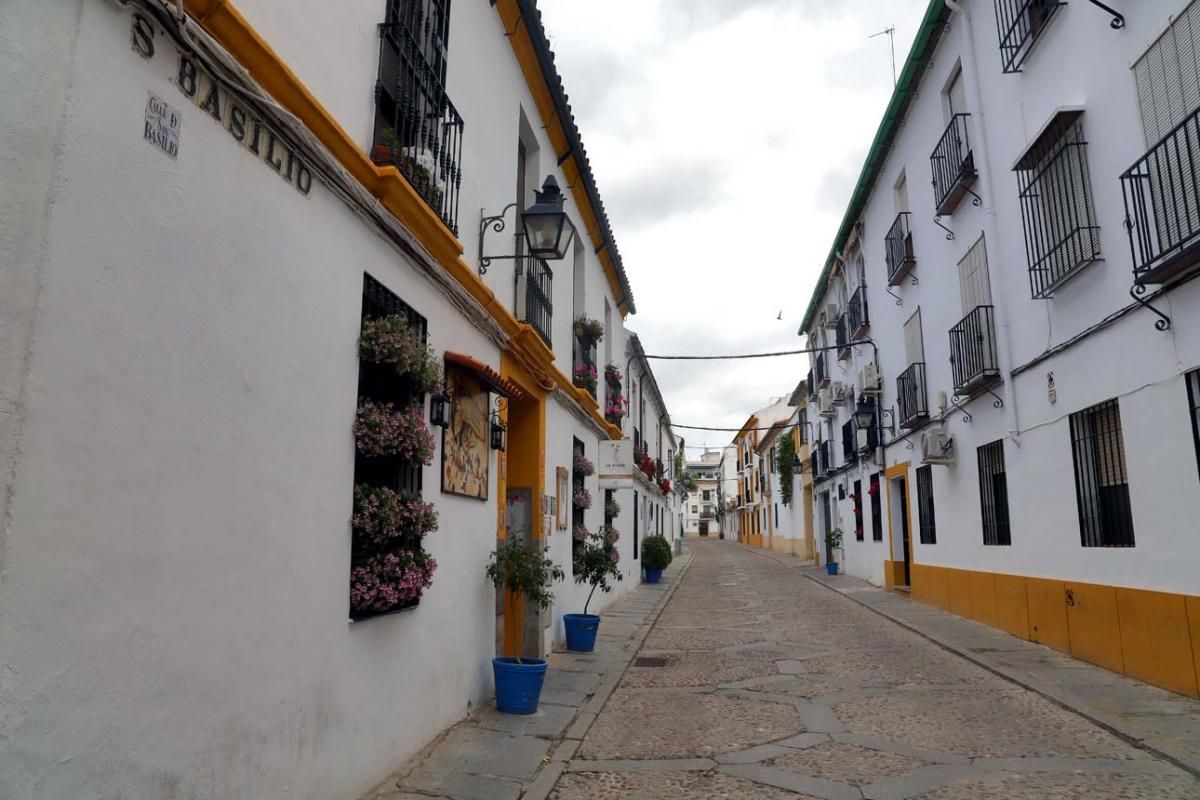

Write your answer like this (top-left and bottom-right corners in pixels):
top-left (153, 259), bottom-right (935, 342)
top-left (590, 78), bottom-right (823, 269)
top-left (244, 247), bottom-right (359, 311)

top-left (887, 470), bottom-right (913, 588)
top-left (820, 491), bottom-right (832, 565)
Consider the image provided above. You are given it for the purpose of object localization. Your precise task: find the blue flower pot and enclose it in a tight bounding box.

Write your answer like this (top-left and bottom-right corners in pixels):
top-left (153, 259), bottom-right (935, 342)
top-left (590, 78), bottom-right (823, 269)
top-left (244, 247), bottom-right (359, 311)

top-left (644, 568), bottom-right (663, 584)
top-left (564, 613), bottom-right (600, 652)
top-left (492, 657), bottom-right (547, 715)
top-left (826, 562), bottom-right (839, 576)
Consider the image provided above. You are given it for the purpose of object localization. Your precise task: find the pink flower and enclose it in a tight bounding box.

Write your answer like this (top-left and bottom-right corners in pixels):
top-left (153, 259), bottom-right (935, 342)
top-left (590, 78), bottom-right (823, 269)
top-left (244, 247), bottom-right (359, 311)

top-left (354, 399), bottom-right (435, 464)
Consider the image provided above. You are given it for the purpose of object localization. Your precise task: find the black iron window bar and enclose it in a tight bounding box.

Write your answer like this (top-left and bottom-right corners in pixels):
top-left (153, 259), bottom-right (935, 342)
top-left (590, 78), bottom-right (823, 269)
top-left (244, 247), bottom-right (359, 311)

top-left (842, 419), bottom-right (857, 464)
top-left (1188, 369), bottom-right (1200, 484)
top-left (896, 362), bottom-right (930, 429)
top-left (835, 314), bottom-right (852, 360)
top-left (1017, 117), bottom-right (1101, 299)
top-left (885, 211), bottom-right (917, 288)
top-left (373, 13), bottom-right (464, 235)
top-left (522, 256), bottom-right (554, 347)
top-left (994, 0), bottom-right (1065, 73)
top-left (916, 465), bottom-right (937, 545)
top-left (573, 332), bottom-right (598, 399)
top-left (848, 285), bottom-right (870, 338)
top-left (815, 352), bottom-right (829, 387)
top-left (977, 440), bottom-right (1012, 546)
top-left (931, 114), bottom-right (982, 237)
top-left (949, 305), bottom-right (1002, 399)
top-left (1070, 399), bottom-right (1135, 548)
top-left (807, 369), bottom-right (816, 398)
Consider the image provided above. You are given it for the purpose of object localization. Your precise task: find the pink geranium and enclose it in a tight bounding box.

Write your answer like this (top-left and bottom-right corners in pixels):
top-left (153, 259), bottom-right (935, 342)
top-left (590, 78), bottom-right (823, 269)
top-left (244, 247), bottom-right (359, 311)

top-left (354, 399), bottom-right (435, 464)
top-left (350, 549), bottom-right (438, 614)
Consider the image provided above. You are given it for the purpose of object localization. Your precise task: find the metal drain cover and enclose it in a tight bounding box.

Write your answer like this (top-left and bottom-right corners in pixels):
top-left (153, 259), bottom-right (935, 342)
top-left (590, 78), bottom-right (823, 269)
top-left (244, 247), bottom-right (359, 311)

top-left (634, 657), bottom-right (668, 668)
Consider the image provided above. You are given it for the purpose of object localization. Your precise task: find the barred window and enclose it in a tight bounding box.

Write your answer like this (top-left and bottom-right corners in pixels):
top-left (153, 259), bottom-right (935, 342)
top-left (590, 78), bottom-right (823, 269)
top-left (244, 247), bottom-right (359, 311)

top-left (977, 440), bottom-right (1011, 546)
top-left (1190, 370), bottom-right (1200, 483)
top-left (916, 465), bottom-right (937, 545)
top-left (1070, 400), bottom-right (1135, 547)
top-left (854, 479), bottom-right (864, 541)
top-left (1015, 115), bottom-right (1101, 298)
top-left (870, 474), bottom-right (883, 542)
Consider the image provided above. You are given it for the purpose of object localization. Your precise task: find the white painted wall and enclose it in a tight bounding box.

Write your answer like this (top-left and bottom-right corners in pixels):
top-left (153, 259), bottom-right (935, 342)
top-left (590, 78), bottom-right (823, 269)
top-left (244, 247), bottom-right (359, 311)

top-left (809, 0), bottom-right (1200, 595)
top-left (0, 1), bottom-right (658, 798)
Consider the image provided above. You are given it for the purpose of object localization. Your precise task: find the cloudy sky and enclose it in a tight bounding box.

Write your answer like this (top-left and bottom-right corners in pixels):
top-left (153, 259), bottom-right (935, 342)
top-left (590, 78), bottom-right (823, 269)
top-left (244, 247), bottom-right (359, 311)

top-left (538, 0), bottom-right (928, 455)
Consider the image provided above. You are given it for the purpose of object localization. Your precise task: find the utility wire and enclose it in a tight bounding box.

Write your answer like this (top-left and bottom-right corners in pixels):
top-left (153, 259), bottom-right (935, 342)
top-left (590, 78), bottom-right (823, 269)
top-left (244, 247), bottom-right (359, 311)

top-left (643, 343), bottom-right (846, 361)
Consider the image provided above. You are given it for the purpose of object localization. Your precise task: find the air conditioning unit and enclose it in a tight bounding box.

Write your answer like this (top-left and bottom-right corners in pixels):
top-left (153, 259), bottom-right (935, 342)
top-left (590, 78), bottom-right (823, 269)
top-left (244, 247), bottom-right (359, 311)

top-left (859, 363), bottom-right (881, 394)
top-left (921, 426), bottom-right (955, 465)
top-left (831, 381), bottom-right (851, 404)
top-left (818, 388), bottom-right (834, 417)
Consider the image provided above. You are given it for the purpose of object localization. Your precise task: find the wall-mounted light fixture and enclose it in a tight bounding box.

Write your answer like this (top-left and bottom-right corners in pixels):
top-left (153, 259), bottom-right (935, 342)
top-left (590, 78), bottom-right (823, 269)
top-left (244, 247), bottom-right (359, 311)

top-left (490, 396), bottom-right (508, 452)
top-left (478, 176), bottom-right (577, 274)
top-left (430, 390), bottom-right (454, 429)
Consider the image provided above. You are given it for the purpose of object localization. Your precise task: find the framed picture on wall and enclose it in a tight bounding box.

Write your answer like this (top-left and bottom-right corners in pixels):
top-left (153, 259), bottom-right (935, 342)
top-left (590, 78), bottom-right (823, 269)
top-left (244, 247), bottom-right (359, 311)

top-left (441, 364), bottom-right (489, 500)
top-left (556, 467), bottom-right (569, 530)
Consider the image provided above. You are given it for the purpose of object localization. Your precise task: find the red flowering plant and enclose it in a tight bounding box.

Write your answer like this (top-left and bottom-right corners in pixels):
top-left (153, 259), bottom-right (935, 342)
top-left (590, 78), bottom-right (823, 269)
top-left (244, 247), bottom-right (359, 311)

top-left (639, 454), bottom-right (656, 480)
top-left (350, 549), bottom-right (437, 614)
top-left (358, 314), bottom-right (442, 393)
top-left (573, 364), bottom-right (598, 393)
top-left (659, 478), bottom-right (672, 495)
top-left (354, 399), bottom-right (435, 464)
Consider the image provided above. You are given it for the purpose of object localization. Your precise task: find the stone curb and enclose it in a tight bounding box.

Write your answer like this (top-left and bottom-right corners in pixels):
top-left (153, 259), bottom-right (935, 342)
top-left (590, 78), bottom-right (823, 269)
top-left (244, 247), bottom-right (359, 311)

top-left (520, 546), bottom-right (696, 800)
top-left (787, 556), bottom-right (1200, 780)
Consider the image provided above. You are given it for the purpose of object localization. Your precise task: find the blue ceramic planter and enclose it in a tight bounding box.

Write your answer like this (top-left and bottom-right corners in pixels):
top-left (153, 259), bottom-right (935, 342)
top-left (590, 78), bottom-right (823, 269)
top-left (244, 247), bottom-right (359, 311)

top-left (644, 568), bottom-right (663, 584)
top-left (492, 657), bottom-right (547, 715)
top-left (564, 613), bottom-right (600, 652)
top-left (826, 562), bottom-right (839, 576)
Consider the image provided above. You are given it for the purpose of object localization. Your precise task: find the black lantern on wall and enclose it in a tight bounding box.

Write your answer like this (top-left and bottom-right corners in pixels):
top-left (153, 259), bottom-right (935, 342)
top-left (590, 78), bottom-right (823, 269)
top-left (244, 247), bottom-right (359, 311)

top-left (430, 391), bottom-right (454, 429)
top-left (490, 419), bottom-right (507, 451)
top-left (478, 175), bottom-right (577, 274)
top-left (853, 396), bottom-right (877, 430)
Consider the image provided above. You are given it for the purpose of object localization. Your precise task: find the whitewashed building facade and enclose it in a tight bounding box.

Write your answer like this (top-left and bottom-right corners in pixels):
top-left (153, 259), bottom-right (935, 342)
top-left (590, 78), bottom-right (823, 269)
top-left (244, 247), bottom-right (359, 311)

top-left (802, 0), bottom-right (1200, 698)
top-left (683, 451), bottom-right (722, 537)
top-left (0, 0), bottom-right (673, 797)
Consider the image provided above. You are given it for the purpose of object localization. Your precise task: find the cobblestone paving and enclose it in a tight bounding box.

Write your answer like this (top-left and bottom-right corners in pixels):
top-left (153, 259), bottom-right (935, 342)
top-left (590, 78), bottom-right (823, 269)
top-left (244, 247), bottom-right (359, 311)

top-left (551, 540), bottom-right (1200, 799)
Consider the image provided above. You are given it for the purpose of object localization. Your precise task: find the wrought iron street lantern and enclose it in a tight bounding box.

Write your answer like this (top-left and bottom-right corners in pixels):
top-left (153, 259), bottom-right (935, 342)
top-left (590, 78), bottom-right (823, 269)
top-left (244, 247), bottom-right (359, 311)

top-left (430, 391), bottom-right (454, 429)
top-left (853, 396), bottom-right (877, 430)
top-left (489, 396), bottom-right (507, 451)
top-left (478, 175), bottom-right (577, 274)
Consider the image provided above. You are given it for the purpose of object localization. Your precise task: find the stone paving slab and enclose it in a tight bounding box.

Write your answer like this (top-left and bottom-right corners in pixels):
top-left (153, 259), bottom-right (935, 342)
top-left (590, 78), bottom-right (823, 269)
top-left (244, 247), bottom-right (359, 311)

top-left (359, 550), bottom-right (693, 800)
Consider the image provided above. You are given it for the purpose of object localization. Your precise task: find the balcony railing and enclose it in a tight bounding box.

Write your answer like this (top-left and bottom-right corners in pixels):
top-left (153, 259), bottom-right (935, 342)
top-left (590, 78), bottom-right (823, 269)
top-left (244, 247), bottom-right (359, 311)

top-left (931, 114), bottom-right (978, 216)
top-left (949, 306), bottom-right (1000, 394)
top-left (373, 20), bottom-right (464, 235)
top-left (519, 257), bottom-right (553, 347)
top-left (811, 440), bottom-right (830, 479)
top-left (995, 0), bottom-right (1065, 74)
top-left (835, 314), bottom-right (851, 361)
top-left (814, 353), bottom-right (829, 387)
top-left (1121, 103), bottom-right (1200, 286)
top-left (897, 362), bottom-right (930, 429)
top-left (885, 212), bottom-right (916, 285)
top-left (848, 285), bottom-right (869, 338)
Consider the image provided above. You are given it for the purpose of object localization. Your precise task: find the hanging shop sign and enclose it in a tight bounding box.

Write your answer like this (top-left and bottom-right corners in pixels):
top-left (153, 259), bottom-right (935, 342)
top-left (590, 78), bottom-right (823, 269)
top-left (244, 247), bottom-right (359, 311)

top-left (597, 440), bottom-right (634, 490)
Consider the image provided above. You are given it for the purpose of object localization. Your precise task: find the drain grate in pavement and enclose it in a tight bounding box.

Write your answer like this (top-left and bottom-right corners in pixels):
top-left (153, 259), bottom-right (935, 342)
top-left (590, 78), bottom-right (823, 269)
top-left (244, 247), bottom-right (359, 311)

top-left (633, 657), bottom-right (668, 668)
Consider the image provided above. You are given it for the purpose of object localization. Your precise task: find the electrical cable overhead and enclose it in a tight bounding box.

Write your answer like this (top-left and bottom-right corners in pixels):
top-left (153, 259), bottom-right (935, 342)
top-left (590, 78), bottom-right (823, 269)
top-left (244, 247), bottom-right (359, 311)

top-left (643, 342), bottom-right (847, 361)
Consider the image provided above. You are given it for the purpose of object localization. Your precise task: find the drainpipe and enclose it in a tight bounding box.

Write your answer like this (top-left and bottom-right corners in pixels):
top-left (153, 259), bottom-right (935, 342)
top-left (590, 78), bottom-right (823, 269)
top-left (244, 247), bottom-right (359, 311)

top-left (943, 0), bottom-right (1024, 444)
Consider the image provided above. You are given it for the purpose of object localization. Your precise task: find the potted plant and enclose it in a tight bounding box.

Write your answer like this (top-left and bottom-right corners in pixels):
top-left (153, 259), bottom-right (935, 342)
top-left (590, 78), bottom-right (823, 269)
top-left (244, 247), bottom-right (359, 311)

top-left (358, 314), bottom-right (442, 394)
top-left (825, 528), bottom-right (844, 576)
top-left (564, 526), bottom-right (622, 652)
top-left (641, 534), bottom-right (672, 583)
top-left (353, 399), bottom-right (436, 463)
top-left (573, 315), bottom-right (604, 343)
top-left (573, 364), bottom-right (598, 393)
top-left (485, 537), bottom-right (564, 714)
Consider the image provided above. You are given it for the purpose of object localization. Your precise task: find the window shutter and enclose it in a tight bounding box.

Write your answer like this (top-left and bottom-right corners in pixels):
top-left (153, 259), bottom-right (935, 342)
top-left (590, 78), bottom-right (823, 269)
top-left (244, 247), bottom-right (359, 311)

top-left (1132, 0), bottom-right (1200, 146)
top-left (904, 309), bottom-right (925, 365)
top-left (958, 235), bottom-right (993, 312)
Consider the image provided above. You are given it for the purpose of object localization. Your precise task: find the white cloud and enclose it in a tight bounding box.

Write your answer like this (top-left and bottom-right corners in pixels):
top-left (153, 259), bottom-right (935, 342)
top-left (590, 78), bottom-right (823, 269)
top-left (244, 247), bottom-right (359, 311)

top-left (539, 0), bottom-right (928, 446)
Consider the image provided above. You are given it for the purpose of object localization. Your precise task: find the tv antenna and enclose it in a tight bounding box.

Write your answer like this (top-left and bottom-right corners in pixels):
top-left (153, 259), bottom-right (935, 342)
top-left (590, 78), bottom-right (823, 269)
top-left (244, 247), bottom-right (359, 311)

top-left (869, 26), bottom-right (897, 87)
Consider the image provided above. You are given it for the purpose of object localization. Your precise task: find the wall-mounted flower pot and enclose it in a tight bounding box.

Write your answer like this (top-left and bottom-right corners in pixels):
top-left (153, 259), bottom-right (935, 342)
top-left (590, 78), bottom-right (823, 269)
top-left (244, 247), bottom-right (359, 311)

top-left (644, 568), bottom-right (663, 584)
top-left (563, 613), bottom-right (601, 652)
top-left (826, 562), bottom-right (839, 576)
top-left (493, 657), bottom-right (548, 715)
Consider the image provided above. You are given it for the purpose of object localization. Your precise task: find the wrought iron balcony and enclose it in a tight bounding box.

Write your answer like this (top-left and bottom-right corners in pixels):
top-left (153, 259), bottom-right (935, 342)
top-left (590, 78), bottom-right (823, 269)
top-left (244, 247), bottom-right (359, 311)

top-left (812, 441), bottom-right (830, 479)
top-left (518, 257), bottom-right (553, 347)
top-left (373, 20), bottom-right (464, 235)
top-left (807, 369), bottom-right (816, 398)
top-left (848, 286), bottom-right (869, 338)
top-left (995, 0), bottom-right (1065, 74)
top-left (885, 212), bottom-right (916, 285)
top-left (573, 332), bottom-right (598, 399)
top-left (1121, 103), bottom-right (1200, 287)
top-left (897, 362), bottom-right (930, 429)
top-left (814, 353), bottom-right (829, 387)
top-left (931, 114), bottom-right (978, 216)
top-left (835, 314), bottom-right (851, 361)
top-left (949, 306), bottom-right (1000, 395)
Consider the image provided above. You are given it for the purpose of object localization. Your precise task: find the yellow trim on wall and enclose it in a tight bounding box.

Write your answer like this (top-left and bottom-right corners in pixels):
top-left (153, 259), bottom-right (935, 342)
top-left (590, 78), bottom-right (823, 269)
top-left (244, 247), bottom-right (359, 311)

top-left (910, 563), bottom-right (1200, 699)
top-left (181, 0), bottom-right (623, 439)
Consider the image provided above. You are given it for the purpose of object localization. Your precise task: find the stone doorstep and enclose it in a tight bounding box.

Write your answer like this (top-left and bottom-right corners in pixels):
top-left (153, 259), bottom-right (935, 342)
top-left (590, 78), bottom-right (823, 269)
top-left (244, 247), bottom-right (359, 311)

top-left (797, 562), bottom-right (1200, 780)
top-left (366, 548), bottom-right (696, 800)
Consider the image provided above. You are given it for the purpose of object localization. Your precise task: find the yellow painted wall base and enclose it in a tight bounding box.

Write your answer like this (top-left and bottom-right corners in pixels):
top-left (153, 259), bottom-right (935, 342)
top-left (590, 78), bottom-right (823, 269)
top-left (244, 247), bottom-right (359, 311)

top-left (771, 537), bottom-right (792, 555)
top-left (908, 564), bottom-right (1200, 698)
top-left (883, 560), bottom-right (907, 590)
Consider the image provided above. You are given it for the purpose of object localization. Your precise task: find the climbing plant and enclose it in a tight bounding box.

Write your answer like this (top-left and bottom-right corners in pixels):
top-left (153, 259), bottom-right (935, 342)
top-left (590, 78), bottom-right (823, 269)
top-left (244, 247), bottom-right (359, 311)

top-left (776, 434), bottom-right (797, 507)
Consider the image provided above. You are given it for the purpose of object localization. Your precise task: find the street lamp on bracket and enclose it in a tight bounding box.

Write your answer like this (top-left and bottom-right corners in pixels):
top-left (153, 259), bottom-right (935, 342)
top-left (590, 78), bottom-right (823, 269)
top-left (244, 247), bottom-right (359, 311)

top-left (478, 175), bottom-right (577, 275)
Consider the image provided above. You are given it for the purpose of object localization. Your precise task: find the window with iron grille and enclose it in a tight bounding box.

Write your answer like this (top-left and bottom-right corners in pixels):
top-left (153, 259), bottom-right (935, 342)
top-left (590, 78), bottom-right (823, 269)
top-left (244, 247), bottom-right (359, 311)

top-left (916, 465), bottom-right (936, 545)
top-left (1190, 370), bottom-right (1200, 484)
top-left (351, 274), bottom-right (431, 619)
top-left (1016, 116), bottom-right (1101, 298)
top-left (994, 0), bottom-right (1064, 73)
top-left (1070, 400), bottom-right (1135, 547)
top-left (854, 479), bottom-right (864, 541)
top-left (373, 0), bottom-right (463, 233)
top-left (977, 440), bottom-right (1012, 546)
top-left (870, 474), bottom-right (883, 542)
top-left (572, 438), bottom-right (586, 573)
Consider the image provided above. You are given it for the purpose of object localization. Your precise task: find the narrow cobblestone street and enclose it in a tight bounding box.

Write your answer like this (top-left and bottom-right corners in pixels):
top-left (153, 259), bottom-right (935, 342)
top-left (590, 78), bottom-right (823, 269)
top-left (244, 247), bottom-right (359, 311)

top-left (550, 540), bottom-right (1200, 799)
